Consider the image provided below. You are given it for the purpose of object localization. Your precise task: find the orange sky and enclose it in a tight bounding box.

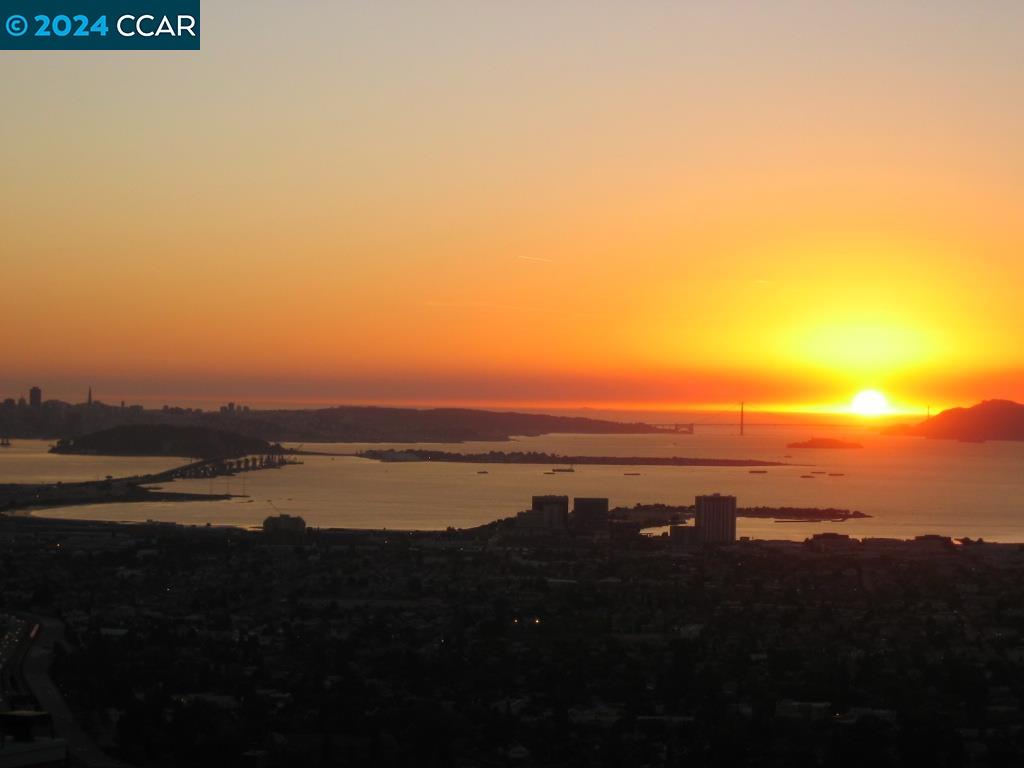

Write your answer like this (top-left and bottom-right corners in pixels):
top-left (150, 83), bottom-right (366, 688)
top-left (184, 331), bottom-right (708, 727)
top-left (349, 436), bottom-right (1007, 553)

top-left (2, 2), bottom-right (1022, 412)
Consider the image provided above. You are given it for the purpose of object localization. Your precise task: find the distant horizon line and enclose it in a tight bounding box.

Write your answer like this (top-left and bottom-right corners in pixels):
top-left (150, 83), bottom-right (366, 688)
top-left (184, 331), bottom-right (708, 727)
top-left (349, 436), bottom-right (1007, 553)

top-left (8, 392), bottom-right (959, 422)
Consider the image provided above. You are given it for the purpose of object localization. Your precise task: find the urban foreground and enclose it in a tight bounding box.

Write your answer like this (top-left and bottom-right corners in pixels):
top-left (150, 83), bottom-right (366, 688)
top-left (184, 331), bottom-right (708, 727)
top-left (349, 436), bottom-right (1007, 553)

top-left (2, 499), bottom-right (1024, 767)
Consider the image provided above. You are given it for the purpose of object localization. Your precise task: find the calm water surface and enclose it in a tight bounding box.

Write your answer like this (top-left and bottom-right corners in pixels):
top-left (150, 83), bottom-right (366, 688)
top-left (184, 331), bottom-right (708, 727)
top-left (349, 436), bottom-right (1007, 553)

top-left (4, 426), bottom-right (1023, 541)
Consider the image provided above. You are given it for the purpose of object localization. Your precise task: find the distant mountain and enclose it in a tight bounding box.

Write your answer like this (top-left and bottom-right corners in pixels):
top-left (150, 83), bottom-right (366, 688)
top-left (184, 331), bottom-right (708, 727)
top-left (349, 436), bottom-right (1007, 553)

top-left (884, 400), bottom-right (1024, 442)
top-left (240, 406), bottom-right (667, 443)
top-left (3, 401), bottom-right (672, 443)
top-left (51, 424), bottom-right (276, 459)
top-left (110, 406), bottom-right (667, 443)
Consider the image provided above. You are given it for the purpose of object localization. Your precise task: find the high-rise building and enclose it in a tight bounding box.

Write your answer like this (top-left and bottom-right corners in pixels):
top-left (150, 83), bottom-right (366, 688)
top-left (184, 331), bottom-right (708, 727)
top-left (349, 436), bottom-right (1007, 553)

top-left (28, 386), bottom-right (41, 408)
top-left (695, 493), bottom-right (736, 544)
top-left (572, 497), bottom-right (609, 530)
top-left (532, 495), bottom-right (569, 530)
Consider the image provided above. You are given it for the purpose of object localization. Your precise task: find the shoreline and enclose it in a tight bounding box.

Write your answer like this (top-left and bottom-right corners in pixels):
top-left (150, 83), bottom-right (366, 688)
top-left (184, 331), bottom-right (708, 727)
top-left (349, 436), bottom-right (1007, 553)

top-left (357, 449), bottom-right (791, 467)
top-left (1, 513), bottom-right (1016, 548)
top-left (611, 503), bottom-right (870, 525)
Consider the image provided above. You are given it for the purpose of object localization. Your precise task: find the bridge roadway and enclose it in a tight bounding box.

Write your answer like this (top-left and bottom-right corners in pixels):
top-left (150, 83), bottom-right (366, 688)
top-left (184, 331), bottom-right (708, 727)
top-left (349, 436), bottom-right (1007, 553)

top-left (148, 453), bottom-right (296, 483)
top-left (0, 454), bottom-right (298, 511)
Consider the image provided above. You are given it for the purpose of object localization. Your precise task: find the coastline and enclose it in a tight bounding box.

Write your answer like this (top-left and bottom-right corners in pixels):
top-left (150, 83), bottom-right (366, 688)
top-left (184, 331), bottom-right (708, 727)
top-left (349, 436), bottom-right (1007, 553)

top-left (0, 513), bottom-right (1013, 548)
top-left (357, 449), bottom-right (791, 468)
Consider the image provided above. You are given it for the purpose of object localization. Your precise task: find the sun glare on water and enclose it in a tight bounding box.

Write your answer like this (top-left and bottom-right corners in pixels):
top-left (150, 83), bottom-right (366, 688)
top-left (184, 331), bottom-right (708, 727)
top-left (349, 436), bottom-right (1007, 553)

top-left (850, 389), bottom-right (890, 416)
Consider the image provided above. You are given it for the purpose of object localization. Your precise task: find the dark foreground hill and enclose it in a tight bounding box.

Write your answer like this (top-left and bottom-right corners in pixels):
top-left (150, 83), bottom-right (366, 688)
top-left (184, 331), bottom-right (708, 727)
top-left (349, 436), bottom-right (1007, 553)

top-left (51, 424), bottom-right (277, 459)
top-left (885, 399), bottom-right (1024, 442)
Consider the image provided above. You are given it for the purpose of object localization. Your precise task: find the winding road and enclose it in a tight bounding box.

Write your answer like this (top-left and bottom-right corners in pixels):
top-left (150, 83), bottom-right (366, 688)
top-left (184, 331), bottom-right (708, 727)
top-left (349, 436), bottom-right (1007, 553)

top-left (16, 613), bottom-right (129, 767)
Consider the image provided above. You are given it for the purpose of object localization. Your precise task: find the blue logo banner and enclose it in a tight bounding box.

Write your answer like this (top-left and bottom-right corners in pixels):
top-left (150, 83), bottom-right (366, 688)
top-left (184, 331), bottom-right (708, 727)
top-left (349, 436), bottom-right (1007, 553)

top-left (2, 1), bottom-right (199, 49)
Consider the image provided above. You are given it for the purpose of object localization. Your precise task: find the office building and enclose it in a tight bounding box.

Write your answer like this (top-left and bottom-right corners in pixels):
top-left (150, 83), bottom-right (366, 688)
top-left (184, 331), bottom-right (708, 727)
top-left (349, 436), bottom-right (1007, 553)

top-left (695, 493), bottom-right (736, 544)
top-left (28, 387), bottom-right (41, 408)
top-left (531, 495), bottom-right (569, 530)
top-left (572, 497), bottom-right (609, 530)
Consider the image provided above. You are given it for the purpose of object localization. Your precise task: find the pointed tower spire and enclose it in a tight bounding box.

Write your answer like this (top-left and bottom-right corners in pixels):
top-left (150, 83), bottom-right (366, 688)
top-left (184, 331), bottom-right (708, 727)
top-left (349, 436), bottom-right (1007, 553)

top-left (87, 386), bottom-right (92, 406)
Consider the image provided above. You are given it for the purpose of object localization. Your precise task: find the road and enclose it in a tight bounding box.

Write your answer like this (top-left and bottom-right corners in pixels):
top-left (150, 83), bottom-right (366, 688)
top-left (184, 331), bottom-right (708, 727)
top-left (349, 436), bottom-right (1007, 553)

top-left (18, 613), bottom-right (130, 768)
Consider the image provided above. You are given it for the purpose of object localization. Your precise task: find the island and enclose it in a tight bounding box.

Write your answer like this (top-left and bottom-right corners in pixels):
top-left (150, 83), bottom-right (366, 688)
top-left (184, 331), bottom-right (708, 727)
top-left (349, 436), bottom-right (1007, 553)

top-left (50, 424), bottom-right (281, 459)
top-left (884, 399), bottom-right (1024, 443)
top-left (787, 438), bottom-right (863, 449)
top-left (357, 449), bottom-right (787, 467)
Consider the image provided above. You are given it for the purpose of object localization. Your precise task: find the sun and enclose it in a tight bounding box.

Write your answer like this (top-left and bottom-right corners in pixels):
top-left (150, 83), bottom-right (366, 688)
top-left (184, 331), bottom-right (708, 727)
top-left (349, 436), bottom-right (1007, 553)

top-left (850, 389), bottom-right (890, 416)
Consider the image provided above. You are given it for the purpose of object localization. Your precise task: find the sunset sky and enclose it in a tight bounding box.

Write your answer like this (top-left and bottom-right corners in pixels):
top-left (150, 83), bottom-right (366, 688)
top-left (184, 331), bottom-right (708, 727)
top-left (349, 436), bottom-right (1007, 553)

top-left (2, 1), bottom-right (1023, 412)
